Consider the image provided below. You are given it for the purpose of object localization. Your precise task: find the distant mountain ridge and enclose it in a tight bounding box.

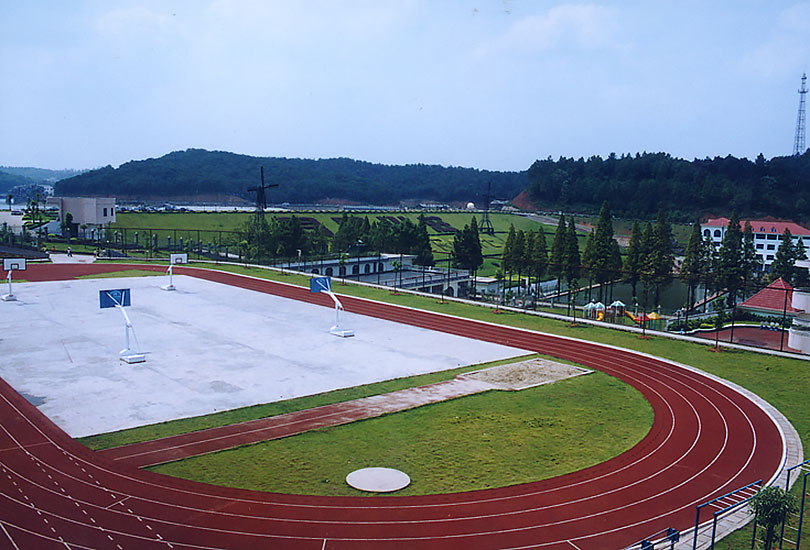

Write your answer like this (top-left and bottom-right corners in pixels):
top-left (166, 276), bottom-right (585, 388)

top-left (0, 166), bottom-right (86, 182)
top-left (0, 171), bottom-right (35, 193)
top-left (54, 149), bottom-right (527, 205)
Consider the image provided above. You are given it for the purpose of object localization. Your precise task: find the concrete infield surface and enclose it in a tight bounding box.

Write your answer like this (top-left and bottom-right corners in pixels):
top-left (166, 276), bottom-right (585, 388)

top-left (1, 275), bottom-right (530, 437)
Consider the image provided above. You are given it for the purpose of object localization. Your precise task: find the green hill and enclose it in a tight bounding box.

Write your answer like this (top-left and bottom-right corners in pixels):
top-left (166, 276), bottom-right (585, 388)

top-left (0, 170), bottom-right (36, 194)
top-left (55, 149), bottom-right (527, 206)
top-left (527, 151), bottom-right (810, 220)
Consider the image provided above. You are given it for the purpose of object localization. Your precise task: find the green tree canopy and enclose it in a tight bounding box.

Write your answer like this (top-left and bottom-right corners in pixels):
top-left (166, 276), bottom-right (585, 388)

top-left (623, 220), bottom-right (643, 298)
top-left (749, 486), bottom-right (798, 550)
top-left (716, 211), bottom-right (744, 305)
top-left (549, 217), bottom-right (567, 281)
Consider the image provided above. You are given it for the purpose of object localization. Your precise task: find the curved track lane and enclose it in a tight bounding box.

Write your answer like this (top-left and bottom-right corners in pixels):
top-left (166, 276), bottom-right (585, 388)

top-left (0, 264), bottom-right (786, 549)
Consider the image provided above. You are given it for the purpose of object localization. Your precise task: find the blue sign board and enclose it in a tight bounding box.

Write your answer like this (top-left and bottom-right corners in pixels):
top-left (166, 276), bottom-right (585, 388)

top-left (99, 289), bottom-right (131, 308)
top-left (310, 276), bottom-right (331, 294)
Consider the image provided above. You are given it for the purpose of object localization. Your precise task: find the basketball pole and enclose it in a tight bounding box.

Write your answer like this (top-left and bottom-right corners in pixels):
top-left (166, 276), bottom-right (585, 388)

top-left (2, 269), bottom-right (16, 301)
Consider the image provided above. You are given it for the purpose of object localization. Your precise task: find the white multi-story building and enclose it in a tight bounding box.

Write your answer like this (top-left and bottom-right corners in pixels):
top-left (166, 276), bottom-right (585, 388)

top-left (46, 197), bottom-right (116, 228)
top-left (701, 217), bottom-right (810, 268)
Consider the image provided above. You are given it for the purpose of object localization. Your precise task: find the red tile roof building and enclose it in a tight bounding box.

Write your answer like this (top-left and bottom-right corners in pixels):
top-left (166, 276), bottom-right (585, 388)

top-left (739, 278), bottom-right (801, 316)
top-left (701, 217), bottom-right (810, 268)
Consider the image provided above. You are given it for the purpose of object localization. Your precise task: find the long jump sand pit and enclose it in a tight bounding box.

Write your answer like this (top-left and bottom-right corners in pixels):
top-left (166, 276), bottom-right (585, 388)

top-left (1, 275), bottom-right (531, 437)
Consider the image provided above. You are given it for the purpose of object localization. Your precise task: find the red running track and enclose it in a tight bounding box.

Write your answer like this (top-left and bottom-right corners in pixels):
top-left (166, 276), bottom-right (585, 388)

top-left (0, 263), bottom-right (786, 549)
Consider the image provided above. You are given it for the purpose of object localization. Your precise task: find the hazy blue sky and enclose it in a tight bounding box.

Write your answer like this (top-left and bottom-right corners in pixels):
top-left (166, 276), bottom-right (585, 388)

top-left (1, 1), bottom-right (808, 171)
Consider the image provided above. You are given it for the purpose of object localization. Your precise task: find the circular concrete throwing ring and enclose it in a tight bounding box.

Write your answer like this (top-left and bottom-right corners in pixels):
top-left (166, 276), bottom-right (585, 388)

top-left (346, 467), bottom-right (411, 492)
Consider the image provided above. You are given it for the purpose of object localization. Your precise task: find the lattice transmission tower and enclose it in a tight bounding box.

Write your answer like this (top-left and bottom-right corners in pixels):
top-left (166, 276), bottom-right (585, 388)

top-left (795, 73), bottom-right (808, 156)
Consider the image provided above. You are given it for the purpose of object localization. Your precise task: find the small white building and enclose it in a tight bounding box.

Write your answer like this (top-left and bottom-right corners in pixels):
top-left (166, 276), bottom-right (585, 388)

top-left (701, 217), bottom-right (810, 268)
top-left (46, 197), bottom-right (116, 229)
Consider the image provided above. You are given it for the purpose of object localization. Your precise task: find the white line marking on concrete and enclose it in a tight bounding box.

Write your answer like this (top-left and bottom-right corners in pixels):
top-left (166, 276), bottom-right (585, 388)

top-left (61, 340), bottom-right (73, 363)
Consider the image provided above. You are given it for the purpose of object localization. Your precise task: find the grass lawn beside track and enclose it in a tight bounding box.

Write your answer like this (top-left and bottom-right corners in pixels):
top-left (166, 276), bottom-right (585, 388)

top-left (148, 371), bottom-right (651, 496)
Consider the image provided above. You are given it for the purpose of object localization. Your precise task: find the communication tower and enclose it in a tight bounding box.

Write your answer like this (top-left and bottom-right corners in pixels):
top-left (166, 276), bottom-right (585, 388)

top-left (795, 73), bottom-right (808, 156)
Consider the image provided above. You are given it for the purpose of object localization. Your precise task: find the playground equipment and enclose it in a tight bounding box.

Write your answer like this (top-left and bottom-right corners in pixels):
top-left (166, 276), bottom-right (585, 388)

top-left (310, 276), bottom-right (354, 337)
top-left (162, 253), bottom-right (188, 291)
top-left (584, 301), bottom-right (606, 321)
top-left (99, 288), bottom-right (146, 363)
top-left (2, 258), bottom-right (25, 302)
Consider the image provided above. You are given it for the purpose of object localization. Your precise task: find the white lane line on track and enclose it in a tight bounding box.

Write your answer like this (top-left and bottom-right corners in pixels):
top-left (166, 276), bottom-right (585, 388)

top-left (566, 541), bottom-right (583, 550)
top-left (106, 495), bottom-right (131, 509)
top-left (0, 441), bottom-right (50, 453)
top-left (0, 521), bottom-right (21, 550)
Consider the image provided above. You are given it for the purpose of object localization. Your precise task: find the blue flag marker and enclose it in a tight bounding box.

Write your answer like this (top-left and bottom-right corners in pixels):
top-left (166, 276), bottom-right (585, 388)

top-left (310, 276), bottom-right (331, 294)
top-left (100, 289), bottom-right (131, 309)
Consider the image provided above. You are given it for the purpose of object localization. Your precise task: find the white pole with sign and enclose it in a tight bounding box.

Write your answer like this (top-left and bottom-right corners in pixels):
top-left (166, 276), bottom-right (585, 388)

top-left (2, 258), bottom-right (26, 302)
top-left (162, 253), bottom-right (188, 291)
top-left (310, 276), bottom-right (354, 337)
top-left (100, 288), bottom-right (146, 363)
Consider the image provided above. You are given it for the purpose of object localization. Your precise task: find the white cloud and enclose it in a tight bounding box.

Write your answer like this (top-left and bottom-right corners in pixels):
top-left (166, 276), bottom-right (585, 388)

top-left (479, 3), bottom-right (620, 55)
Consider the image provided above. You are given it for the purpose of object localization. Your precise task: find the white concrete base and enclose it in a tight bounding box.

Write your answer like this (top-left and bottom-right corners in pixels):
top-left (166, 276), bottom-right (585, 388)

top-left (120, 353), bottom-right (146, 364)
top-left (346, 467), bottom-right (410, 492)
top-left (330, 328), bottom-right (355, 338)
top-left (161, 284), bottom-right (176, 292)
top-left (1, 294), bottom-right (16, 302)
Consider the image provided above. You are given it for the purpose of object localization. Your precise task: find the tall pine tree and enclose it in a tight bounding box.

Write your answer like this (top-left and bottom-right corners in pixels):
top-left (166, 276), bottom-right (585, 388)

top-left (716, 211), bottom-right (744, 306)
top-left (549, 216), bottom-right (567, 299)
top-left (591, 201), bottom-right (616, 302)
top-left (652, 209), bottom-right (674, 302)
top-left (414, 214), bottom-right (435, 266)
top-left (581, 232), bottom-right (596, 302)
top-left (680, 222), bottom-right (705, 316)
top-left (741, 220), bottom-right (757, 296)
top-left (502, 224), bottom-right (517, 289)
top-left (563, 216), bottom-right (581, 315)
top-left (770, 228), bottom-right (799, 284)
top-left (623, 220), bottom-right (643, 298)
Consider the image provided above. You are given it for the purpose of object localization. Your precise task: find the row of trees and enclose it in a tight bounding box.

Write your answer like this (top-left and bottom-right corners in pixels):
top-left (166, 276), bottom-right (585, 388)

top-left (500, 223), bottom-right (550, 296)
top-left (527, 150), bottom-right (810, 220)
top-left (238, 213), bottom-right (436, 266)
top-left (452, 217), bottom-right (484, 281)
top-left (238, 216), bottom-right (329, 262)
top-left (331, 213), bottom-right (434, 265)
top-left (499, 213), bottom-right (582, 311)
top-left (498, 203), bottom-right (676, 316)
top-left (622, 211), bottom-right (675, 311)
